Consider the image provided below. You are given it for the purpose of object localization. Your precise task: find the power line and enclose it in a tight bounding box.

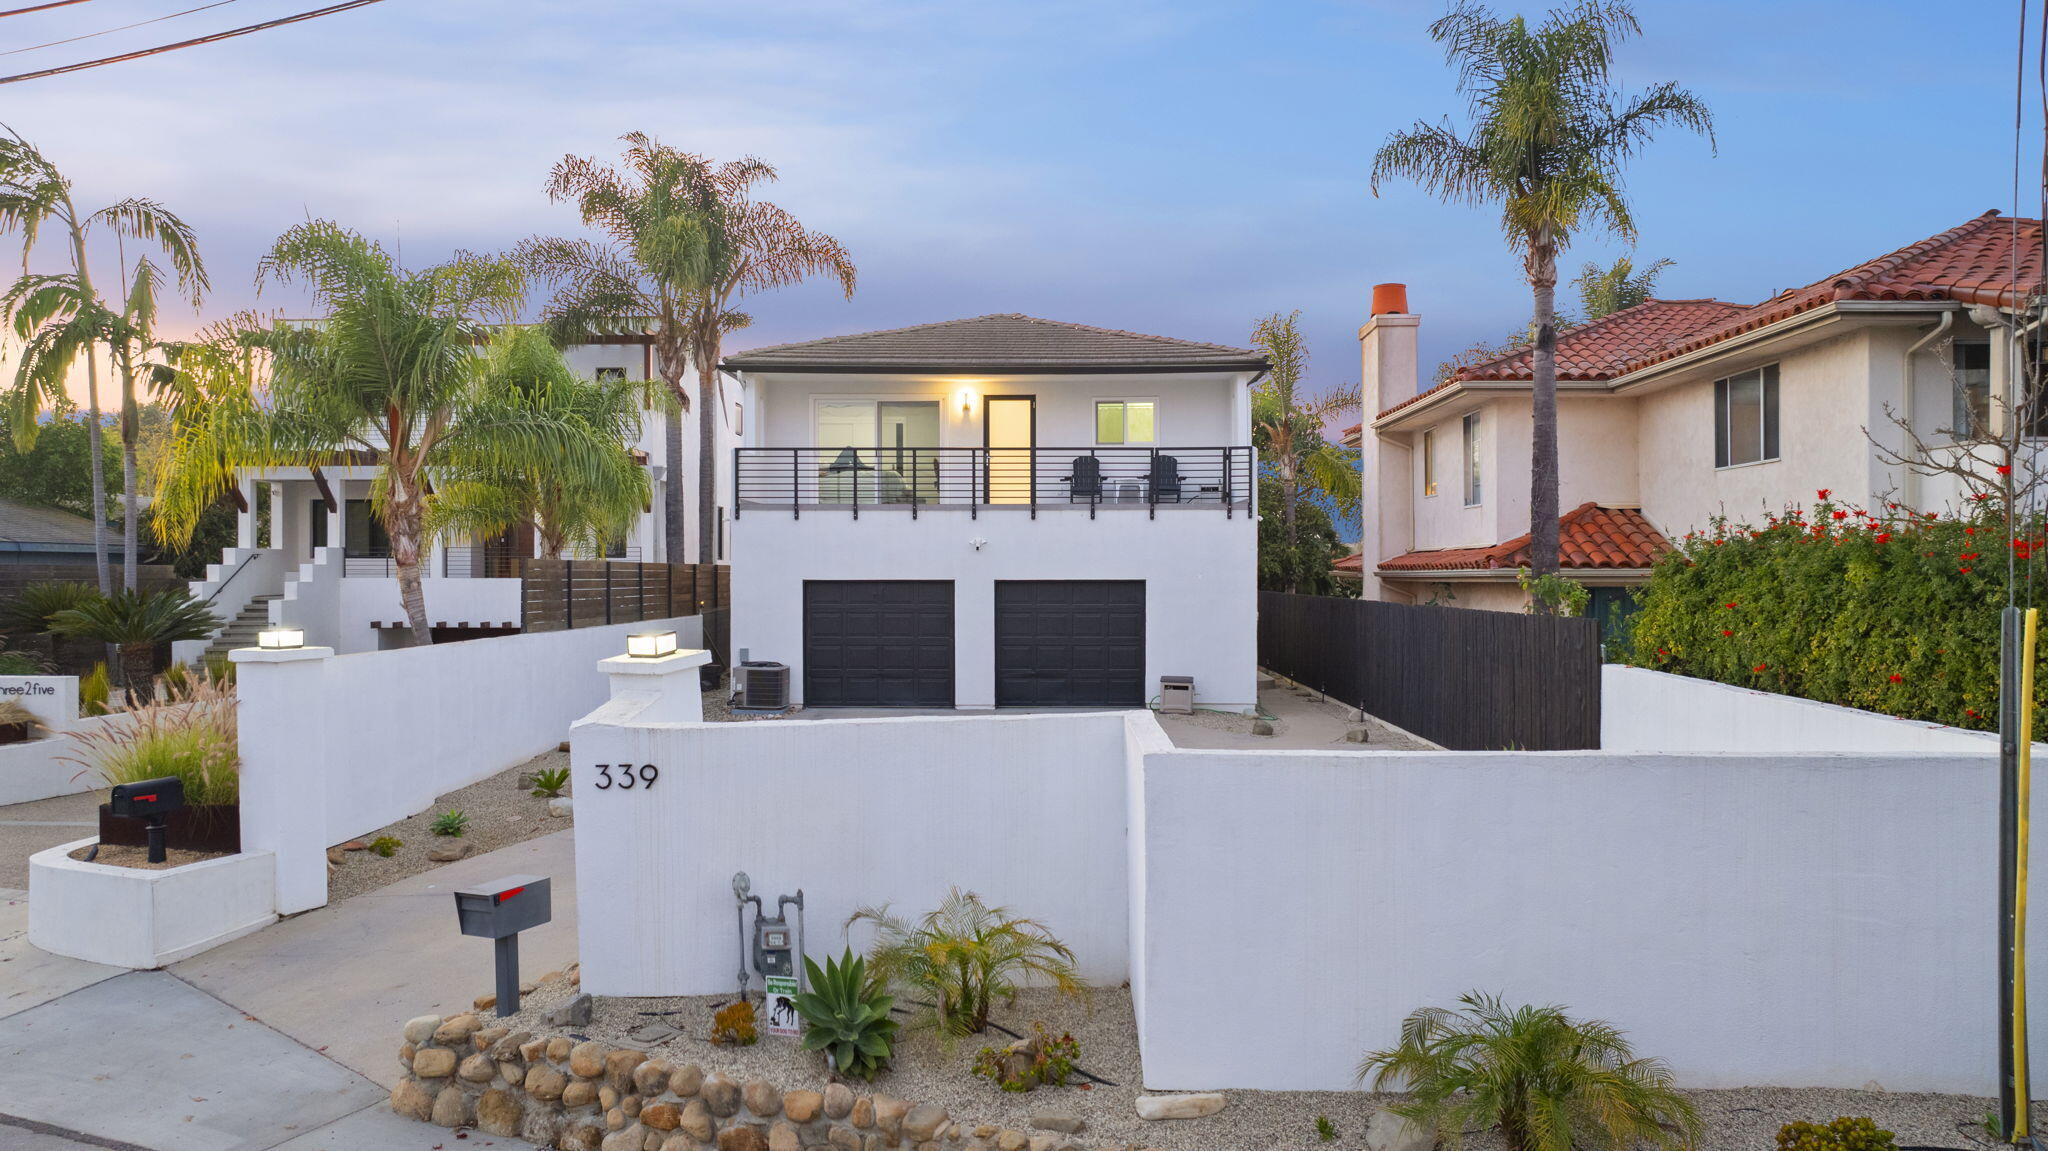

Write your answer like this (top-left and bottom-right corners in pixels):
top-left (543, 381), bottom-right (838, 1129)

top-left (0, 0), bottom-right (97, 18)
top-left (2, 0), bottom-right (244, 57)
top-left (0, 0), bottom-right (388, 84)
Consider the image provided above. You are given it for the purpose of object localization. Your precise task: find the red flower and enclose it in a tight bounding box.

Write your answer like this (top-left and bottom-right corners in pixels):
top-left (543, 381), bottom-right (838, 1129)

top-left (1999, 465), bottom-right (2013, 475)
top-left (1974, 492), bottom-right (1995, 501)
top-left (1817, 489), bottom-right (1830, 500)
top-left (1969, 709), bottom-right (1982, 719)
top-left (1722, 629), bottom-right (1733, 637)
top-left (1753, 663), bottom-right (1768, 673)
top-left (1961, 567), bottom-right (1974, 574)
top-left (1966, 527), bottom-right (1976, 536)
top-left (1875, 533), bottom-right (1892, 544)
top-left (1887, 673), bottom-right (1904, 683)
top-left (1724, 602), bottom-right (1738, 609)
top-left (1657, 647), bottom-right (1670, 657)
top-left (1833, 510), bottom-right (1848, 520)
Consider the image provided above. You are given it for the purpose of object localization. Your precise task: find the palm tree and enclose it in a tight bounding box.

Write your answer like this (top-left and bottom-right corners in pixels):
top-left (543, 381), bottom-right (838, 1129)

top-left (1372, 1), bottom-right (1711, 583)
top-left (0, 128), bottom-right (206, 594)
top-left (848, 887), bottom-right (1084, 1039)
top-left (1358, 991), bottom-right (1702, 1151)
top-left (1575, 255), bottom-right (1673, 321)
top-left (522, 133), bottom-right (856, 565)
top-left (430, 327), bottom-right (653, 559)
top-left (48, 588), bottom-right (220, 706)
top-left (1250, 311), bottom-right (1361, 593)
top-left (153, 221), bottom-right (627, 645)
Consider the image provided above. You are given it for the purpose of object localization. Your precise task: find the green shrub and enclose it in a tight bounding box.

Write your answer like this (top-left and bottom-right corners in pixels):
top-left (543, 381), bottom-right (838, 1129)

top-left (369, 835), bottom-right (401, 857)
top-left (529, 766), bottom-right (570, 798)
top-left (430, 810), bottom-right (469, 837)
top-left (971, 1021), bottom-right (1079, 1093)
top-left (1357, 991), bottom-right (1701, 1151)
top-left (79, 662), bottom-right (110, 716)
top-left (66, 682), bottom-right (237, 805)
top-left (793, 948), bottom-right (898, 1082)
top-left (1777, 1118), bottom-right (1897, 1151)
top-left (0, 581), bottom-right (96, 636)
top-left (0, 645), bottom-right (45, 675)
top-left (48, 588), bottom-right (221, 706)
top-left (1518, 567), bottom-right (1590, 616)
top-left (1315, 1115), bottom-right (1338, 1143)
top-left (1628, 494), bottom-right (2028, 729)
top-left (849, 887), bottom-right (1085, 1038)
top-left (202, 654), bottom-right (235, 687)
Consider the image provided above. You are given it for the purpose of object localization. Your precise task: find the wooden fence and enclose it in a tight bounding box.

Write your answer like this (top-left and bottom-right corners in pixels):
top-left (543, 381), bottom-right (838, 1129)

top-left (1258, 591), bottom-right (1600, 750)
top-left (521, 561), bottom-right (730, 663)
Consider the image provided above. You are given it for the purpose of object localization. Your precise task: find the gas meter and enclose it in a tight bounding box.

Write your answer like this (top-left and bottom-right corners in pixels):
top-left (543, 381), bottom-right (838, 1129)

top-left (754, 908), bottom-right (796, 978)
top-left (730, 871), bottom-right (805, 1004)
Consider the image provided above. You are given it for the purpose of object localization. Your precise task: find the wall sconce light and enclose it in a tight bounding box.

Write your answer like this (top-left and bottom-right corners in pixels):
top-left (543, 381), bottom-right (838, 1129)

top-left (257, 627), bottom-right (305, 650)
top-left (627, 630), bottom-right (679, 659)
top-left (958, 388), bottom-right (975, 418)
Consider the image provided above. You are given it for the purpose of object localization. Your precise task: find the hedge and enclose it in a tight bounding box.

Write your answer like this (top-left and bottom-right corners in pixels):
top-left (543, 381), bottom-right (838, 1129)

top-left (1625, 489), bottom-right (2045, 731)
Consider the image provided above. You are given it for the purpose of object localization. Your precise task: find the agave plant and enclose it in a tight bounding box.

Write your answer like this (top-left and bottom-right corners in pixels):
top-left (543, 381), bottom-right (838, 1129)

top-left (47, 588), bottom-right (220, 705)
top-left (848, 887), bottom-right (1084, 1038)
top-left (1357, 991), bottom-right (1702, 1151)
top-left (793, 948), bottom-right (897, 1082)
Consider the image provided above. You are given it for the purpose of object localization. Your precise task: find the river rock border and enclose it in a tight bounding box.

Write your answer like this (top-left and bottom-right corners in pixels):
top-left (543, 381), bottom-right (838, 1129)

top-left (391, 1012), bottom-right (1133, 1151)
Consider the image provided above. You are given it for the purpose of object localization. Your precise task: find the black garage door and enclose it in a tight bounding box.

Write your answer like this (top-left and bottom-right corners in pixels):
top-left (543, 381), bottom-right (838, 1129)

top-left (803, 581), bottom-right (954, 707)
top-left (995, 581), bottom-right (1145, 706)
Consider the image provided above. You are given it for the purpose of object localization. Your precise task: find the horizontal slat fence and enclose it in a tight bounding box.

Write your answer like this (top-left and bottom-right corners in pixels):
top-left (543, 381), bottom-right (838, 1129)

top-left (1258, 591), bottom-right (1600, 750)
top-left (522, 561), bottom-right (730, 663)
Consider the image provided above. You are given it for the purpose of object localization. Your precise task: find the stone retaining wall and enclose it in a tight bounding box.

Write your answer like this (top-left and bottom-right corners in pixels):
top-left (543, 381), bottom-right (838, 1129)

top-left (390, 1012), bottom-right (1113, 1151)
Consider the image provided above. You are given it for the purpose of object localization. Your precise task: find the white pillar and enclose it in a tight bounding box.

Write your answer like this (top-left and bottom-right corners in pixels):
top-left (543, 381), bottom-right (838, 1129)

top-left (236, 477), bottom-right (258, 549)
top-left (230, 644), bottom-right (334, 915)
top-left (326, 499), bottom-right (344, 556)
top-left (268, 482), bottom-right (286, 549)
top-left (591, 648), bottom-right (710, 725)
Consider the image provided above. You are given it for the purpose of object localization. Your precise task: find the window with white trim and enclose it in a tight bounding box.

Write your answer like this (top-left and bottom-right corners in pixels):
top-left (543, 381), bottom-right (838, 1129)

top-left (1422, 428), bottom-right (1438, 497)
top-left (1953, 341), bottom-right (1991, 438)
top-left (1713, 364), bottom-right (1780, 468)
top-left (1461, 412), bottom-right (1482, 506)
top-left (1095, 400), bottom-right (1157, 445)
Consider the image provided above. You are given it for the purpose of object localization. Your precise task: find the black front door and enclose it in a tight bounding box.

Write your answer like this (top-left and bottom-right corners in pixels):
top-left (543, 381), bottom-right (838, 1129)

top-left (994, 580), bottom-right (1145, 706)
top-left (803, 581), bottom-right (955, 707)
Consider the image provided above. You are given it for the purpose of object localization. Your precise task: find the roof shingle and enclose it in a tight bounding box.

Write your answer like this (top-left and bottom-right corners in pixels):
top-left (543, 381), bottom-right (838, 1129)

top-left (722, 313), bottom-right (1267, 374)
top-left (1375, 503), bottom-right (1671, 573)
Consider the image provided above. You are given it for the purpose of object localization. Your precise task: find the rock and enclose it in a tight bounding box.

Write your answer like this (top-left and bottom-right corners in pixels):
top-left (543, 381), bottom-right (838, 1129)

top-left (498, 1060), bottom-right (522, 1082)
top-left (341, 839), bottom-right (368, 851)
top-left (570, 1040), bottom-right (611, 1078)
top-left (429, 839), bottom-right (475, 862)
top-left (398, 1042), bottom-right (415, 1067)
top-left (743, 1079), bottom-right (782, 1118)
top-left (551, 993), bottom-right (596, 1027)
top-left (904, 1104), bottom-right (948, 1142)
top-left (520, 1038), bottom-right (550, 1063)
top-left (474, 994), bottom-right (498, 1011)
top-left (1031, 1115), bottom-right (1085, 1135)
top-left (525, 1064), bottom-right (569, 1101)
top-left (521, 979), bottom-right (539, 994)
top-left (551, 797), bottom-right (574, 818)
top-left (873, 1096), bottom-right (909, 1138)
top-left (412, 1048), bottom-right (457, 1078)
top-left (1134, 1094), bottom-right (1225, 1121)
top-left (641, 1102), bottom-right (682, 1131)
top-left (670, 1064), bottom-right (705, 1097)
top-left (559, 739), bottom-right (572, 752)
top-left (782, 1089), bottom-right (822, 1123)
top-left (565, 1080), bottom-right (599, 1108)
top-left (1345, 726), bottom-right (1372, 743)
top-left (522, 1109), bottom-right (565, 1147)
top-left (402, 1015), bottom-right (443, 1045)
top-left (607, 1107), bottom-right (627, 1130)
top-left (431, 1083), bottom-right (472, 1128)
top-left (718, 1127), bottom-right (769, 1151)
top-left (1251, 719), bottom-right (1275, 736)
top-left (662, 1135), bottom-right (696, 1151)
top-left (490, 1030), bottom-right (533, 1060)
top-left (821, 1082), bottom-right (855, 1120)
top-left (607, 1049), bottom-right (649, 1092)
top-left (626, 1022), bottom-right (678, 1046)
top-left (476, 1025), bottom-right (509, 1050)
top-left (679, 1098), bottom-right (715, 1141)
top-left (850, 1095), bottom-right (873, 1128)
top-left (549, 1036), bottom-right (575, 1061)
top-left (562, 1123), bottom-right (607, 1151)
top-left (631, 1059), bottom-right (670, 1095)
top-left (433, 1013), bottom-right (481, 1045)
top-left (1863, 1080), bottom-right (1886, 1093)
top-left (1363, 1109), bottom-right (1431, 1151)
top-left (602, 1086), bottom-right (621, 1110)
top-left (458, 1053), bottom-right (496, 1083)
top-left (996, 1132), bottom-right (1029, 1151)
top-left (828, 1129), bottom-right (861, 1151)
top-left (1028, 1137), bottom-right (1057, 1151)
top-left (769, 1122), bottom-right (801, 1151)
top-left (476, 1087), bottom-right (522, 1136)
top-left (703, 1075), bottom-right (742, 1118)
top-left (326, 846), bottom-right (347, 866)
top-left (389, 1077), bottom-right (434, 1121)
top-left (603, 1128), bottom-right (644, 1151)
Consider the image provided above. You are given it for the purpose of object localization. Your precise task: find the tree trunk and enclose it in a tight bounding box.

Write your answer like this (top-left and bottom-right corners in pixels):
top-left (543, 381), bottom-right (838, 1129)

top-left (84, 362), bottom-right (111, 596)
top-left (1280, 449), bottom-right (1300, 594)
top-left (120, 357), bottom-right (139, 594)
top-left (386, 476), bottom-right (433, 646)
top-left (696, 345), bottom-right (721, 567)
top-left (120, 642), bottom-right (154, 707)
top-left (1528, 241), bottom-right (1562, 586)
top-left (655, 350), bottom-right (691, 566)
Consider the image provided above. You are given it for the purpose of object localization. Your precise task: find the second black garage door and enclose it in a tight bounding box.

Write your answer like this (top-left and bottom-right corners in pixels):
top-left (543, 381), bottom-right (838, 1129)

top-left (804, 581), bottom-right (954, 707)
top-left (995, 581), bottom-right (1145, 707)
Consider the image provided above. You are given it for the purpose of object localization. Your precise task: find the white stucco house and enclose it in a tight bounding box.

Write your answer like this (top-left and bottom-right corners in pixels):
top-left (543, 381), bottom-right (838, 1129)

top-left (174, 336), bottom-right (737, 661)
top-left (1344, 210), bottom-right (2042, 628)
top-left (723, 313), bottom-right (1264, 712)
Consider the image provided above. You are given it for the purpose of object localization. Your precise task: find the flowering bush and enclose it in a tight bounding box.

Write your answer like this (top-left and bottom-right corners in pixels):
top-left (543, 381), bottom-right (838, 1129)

top-left (1626, 492), bottom-right (2042, 730)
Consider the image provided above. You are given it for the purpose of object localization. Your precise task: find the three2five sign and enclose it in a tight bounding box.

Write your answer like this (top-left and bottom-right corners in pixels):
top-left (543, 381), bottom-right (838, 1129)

top-left (591, 764), bottom-right (660, 791)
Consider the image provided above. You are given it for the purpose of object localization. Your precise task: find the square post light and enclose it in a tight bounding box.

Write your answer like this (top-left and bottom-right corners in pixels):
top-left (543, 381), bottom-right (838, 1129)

top-left (256, 627), bottom-right (305, 650)
top-left (626, 630), bottom-right (678, 659)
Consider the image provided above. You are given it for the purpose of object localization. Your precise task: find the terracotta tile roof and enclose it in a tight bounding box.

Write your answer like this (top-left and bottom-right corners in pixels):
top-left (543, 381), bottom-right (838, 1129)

top-left (1333, 551), bottom-right (1363, 572)
top-left (1376, 503), bottom-right (1671, 573)
top-left (1448, 298), bottom-right (1748, 384)
top-left (721, 313), bottom-right (1267, 374)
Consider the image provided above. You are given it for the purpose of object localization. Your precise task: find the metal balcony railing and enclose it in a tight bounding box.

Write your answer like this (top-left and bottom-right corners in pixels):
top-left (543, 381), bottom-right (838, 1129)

top-left (734, 445), bottom-right (1254, 521)
top-left (340, 545), bottom-right (642, 578)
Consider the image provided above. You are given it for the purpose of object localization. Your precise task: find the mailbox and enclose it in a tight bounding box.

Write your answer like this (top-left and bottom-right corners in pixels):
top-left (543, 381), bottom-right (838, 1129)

top-left (454, 875), bottom-right (552, 939)
top-left (453, 875), bottom-right (552, 1018)
top-left (108, 775), bottom-right (185, 863)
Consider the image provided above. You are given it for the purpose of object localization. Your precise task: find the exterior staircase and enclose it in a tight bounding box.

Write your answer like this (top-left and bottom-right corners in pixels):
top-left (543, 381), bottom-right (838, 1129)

top-left (200, 594), bottom-right (280, 665)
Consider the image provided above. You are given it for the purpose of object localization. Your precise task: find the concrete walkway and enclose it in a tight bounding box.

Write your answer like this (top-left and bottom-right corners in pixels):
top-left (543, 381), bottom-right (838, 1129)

top-left (1155, 682), bottom-right (1435, 750)
top-left (0, 792), bottom-right (100, 890)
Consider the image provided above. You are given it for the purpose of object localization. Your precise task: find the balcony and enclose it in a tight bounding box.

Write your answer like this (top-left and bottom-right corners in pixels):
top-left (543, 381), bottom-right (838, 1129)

top-left (734, 446), bottom-right (1254, 520)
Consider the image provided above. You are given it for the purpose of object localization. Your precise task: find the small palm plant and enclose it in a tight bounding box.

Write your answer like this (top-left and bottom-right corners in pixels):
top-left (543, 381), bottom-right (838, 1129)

top-left (430, 810), bottom-right (470, 838)
top-left (529, 766), bottom-right (571, 798)
top-left (848, 887), bottom-right (1084, 1038)
top-left (47, 588), bottom-right (220, 705)
top-left (1356, 992), bottom-right (1702, 1151)
top-left (793, 948), bottom-right (898, 1082)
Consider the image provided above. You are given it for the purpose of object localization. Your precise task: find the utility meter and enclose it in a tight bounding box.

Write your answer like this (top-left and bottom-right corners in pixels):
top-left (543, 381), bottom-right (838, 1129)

top-left (753, 911), bottom-right (795, 978)
top-left (731, 872), bottom-right (806, 1003)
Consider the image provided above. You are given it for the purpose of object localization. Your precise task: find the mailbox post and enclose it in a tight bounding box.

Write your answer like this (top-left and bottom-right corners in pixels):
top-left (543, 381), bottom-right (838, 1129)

top-left (109, 776), bottom-right (185, 863)
top-left (454, 875), bottom-right (552, 1017)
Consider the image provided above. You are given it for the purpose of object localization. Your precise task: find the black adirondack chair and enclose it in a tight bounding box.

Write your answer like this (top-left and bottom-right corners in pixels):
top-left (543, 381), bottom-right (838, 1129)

top-left (1064, 455), bottom-right (1103, 501)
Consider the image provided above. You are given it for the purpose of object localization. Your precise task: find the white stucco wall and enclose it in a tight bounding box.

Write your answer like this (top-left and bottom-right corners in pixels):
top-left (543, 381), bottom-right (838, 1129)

top-left (568, 711), bottom-right (1133, 997)
top-left (29, 839), bottom-right (276, 969)
top-left (731, 508), bottom-right (1257, 711)
top-left (0, 703), bottom-right (204, 807)
top-left (1601, 664), bottom-right (2005, 753)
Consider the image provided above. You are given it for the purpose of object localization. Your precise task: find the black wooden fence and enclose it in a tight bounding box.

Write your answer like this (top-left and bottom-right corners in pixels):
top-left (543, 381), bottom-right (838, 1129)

top-left (1258, 591), bottom-right (1600, 750)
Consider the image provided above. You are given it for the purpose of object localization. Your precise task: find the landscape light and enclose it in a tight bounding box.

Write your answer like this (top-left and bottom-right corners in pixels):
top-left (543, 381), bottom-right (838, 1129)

top-left (627, 630), bottom-right (679, 659)
top-left (256, 627), bottom-right (305, 650)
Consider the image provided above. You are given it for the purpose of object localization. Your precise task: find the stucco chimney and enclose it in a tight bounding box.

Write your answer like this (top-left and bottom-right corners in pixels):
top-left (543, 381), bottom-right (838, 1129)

top-left (1360, 284), bottom-right (1420, 413)
top-left (1355, 285), bottom-right (1421, 604)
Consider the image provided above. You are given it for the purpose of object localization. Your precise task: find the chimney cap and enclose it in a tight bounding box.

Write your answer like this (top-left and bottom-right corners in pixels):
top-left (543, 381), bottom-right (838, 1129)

top-left (1371, 283), bottom-right (1409, 316)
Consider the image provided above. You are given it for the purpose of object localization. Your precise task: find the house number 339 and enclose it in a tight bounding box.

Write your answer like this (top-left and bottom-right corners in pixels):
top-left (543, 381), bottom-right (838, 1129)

top-left (592, 764), bottom-right (659, 791)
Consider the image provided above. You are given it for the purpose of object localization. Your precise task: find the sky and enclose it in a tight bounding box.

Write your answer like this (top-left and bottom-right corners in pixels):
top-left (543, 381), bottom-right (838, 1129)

top-left (2, 0), bottom-right (2041, 403)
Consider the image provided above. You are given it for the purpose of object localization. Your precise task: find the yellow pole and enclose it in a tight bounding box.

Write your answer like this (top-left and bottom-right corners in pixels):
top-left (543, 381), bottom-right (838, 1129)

top-left (2017, 606), bottom-right (2038, 1140)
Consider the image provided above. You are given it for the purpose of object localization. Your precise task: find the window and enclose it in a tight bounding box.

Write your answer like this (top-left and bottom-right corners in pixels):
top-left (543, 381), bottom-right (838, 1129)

top-left (1953, 341), bottom-right (1991, 438)
top-left (812, 399), bottom-right (941, 503)
top-left (1421, 429), bottom-right (1438, 497)
top-left (1095, 400), bottom-right (1157, 444)
top-left (1714, 364), bottom-right (1780, 468)
top-left (343, 499), bottom-right (390, 558)
top-left (1461, 412), bottom-right (1482, 506)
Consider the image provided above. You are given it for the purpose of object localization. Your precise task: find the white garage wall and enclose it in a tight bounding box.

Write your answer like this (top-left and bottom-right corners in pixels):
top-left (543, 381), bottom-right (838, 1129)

top-left (569, 710), bottom-right (1133, 998)
top-left (1602, 664), bottom-right (2002, 753)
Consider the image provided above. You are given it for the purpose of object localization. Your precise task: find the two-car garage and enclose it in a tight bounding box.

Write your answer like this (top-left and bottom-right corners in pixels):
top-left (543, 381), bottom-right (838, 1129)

top-left (802, 579), bottom-right (1145, 708)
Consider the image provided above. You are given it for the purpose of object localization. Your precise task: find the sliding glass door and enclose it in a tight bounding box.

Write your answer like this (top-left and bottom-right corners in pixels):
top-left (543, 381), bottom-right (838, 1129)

top-left (813, 400), bottom-right (940, 503)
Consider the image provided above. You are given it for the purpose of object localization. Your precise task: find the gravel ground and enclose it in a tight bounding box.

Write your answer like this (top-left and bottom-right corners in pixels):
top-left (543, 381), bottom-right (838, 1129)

top-left (326, 751), bottom-right (570, 902)
top-left (67, 843), bottom-right (226, 870)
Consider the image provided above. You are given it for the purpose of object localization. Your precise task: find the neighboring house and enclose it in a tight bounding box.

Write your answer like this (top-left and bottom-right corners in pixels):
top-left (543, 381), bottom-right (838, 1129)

top-left (175, 336), bottom-right (734, 660)
top-left (723, 313), bottom-right (1264, 712)
top-left (0, 496), bottom-right (118, 566)
top-left (1346, 210), bottom-right (2043, 627)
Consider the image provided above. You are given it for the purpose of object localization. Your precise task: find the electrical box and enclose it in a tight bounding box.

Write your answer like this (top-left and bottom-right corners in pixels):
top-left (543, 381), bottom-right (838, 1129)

top-left (110, 776), bottom-right (185, 819)
top-left (454, 875), bottom-right (553, 940)
top-left (753, 911), bottom-right (795, 977)
top-left (1160, 675), bottom-right (1195, 714)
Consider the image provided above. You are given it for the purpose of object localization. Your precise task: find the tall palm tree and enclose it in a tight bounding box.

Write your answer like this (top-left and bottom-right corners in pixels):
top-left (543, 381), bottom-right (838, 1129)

top-left (1250, 311), bottom-right (1360, 593)
top-left (522, 133), bottom-right (856, 565)
top-left (49, 588), bottom-right (220, 707)
top-left (0, 128), bottom-right (206, 594)
top-left (430, 326), bottom-right (653, 559)
top-left (1574, 254), bottom-right (1673, 321)
top-left (1372, 1), bottom-right (1710, 584)
top-left (153, 221), bottom-right (626, 645)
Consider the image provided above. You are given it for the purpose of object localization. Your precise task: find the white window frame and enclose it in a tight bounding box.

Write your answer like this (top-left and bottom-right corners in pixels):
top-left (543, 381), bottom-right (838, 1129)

top-left (1421, 428), bottom-right (1438, 498)
top-left (1094, 398), bottom-right (1159, 446)
top-left (1461, 412), bottom-right (1483, 507)
top-left (1713, 363), bottom-right (1781, 469)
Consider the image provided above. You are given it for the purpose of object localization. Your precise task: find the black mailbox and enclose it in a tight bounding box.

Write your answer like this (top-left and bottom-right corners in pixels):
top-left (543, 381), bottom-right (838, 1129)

top-left (454, 875), bottom-right (551, 1018)
top-left (110, 776), bottom-right (184, 819)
